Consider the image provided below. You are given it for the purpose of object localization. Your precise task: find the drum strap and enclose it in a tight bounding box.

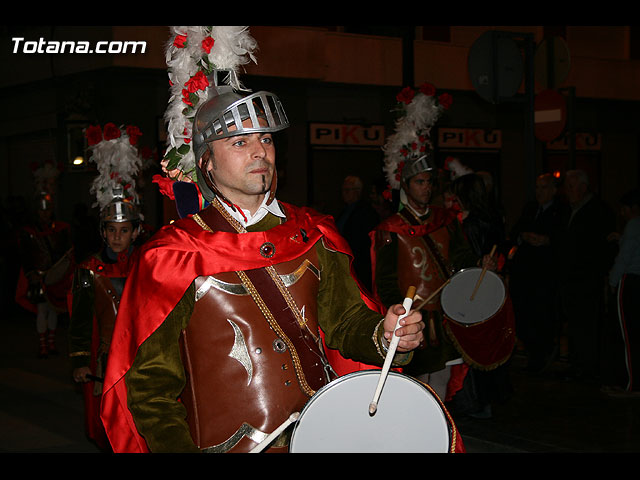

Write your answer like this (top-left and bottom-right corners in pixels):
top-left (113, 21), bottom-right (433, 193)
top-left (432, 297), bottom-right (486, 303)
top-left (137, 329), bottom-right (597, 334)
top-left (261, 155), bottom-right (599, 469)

top-left (192, 199), bottom-right (327, 397)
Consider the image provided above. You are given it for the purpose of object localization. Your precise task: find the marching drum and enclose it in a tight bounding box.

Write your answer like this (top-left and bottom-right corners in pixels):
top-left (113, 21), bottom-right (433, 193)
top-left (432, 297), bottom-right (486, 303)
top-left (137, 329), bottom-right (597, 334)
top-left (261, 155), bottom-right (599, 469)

top-left (289, 370), bottom-right (453, 453)
top-left (440, 268), bottom-right (515, 370)
top-left (441, 267), bottom-right (505, 326)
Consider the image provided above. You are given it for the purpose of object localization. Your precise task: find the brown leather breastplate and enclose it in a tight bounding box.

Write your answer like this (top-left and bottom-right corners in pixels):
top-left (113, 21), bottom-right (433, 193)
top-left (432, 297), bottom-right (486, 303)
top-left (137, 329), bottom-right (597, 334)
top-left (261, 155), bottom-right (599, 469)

top-left (396, 211), bottom-right (453, 310)
top-left (179, 202), bottom-right (331, 453)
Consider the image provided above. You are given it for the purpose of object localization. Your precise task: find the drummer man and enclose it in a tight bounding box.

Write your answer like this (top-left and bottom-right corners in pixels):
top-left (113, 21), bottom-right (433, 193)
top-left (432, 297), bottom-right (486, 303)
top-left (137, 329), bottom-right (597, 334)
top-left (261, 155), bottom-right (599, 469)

top-left (100, 79), bottom-right (425, 453)
top-left (371, 154), bottom-right (482, 399)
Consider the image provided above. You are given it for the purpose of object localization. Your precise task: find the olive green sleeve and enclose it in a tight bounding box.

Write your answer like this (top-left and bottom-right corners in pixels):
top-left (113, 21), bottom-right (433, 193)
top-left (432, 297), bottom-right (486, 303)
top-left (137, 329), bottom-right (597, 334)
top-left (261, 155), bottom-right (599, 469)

top-left (316, 241), bottom-right (411, 367)
top-left (124, 283), bottom-right (201, 453)
top-left (68, 268), bottom-right (95, 369)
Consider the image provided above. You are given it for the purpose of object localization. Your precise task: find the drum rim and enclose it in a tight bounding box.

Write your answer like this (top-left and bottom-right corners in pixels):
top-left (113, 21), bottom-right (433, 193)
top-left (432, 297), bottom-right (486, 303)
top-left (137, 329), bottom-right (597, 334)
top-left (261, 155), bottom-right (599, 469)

top-left (290, 370), bottom-right (452, 452)
top-left (441, 267), bottom-right (506, 327)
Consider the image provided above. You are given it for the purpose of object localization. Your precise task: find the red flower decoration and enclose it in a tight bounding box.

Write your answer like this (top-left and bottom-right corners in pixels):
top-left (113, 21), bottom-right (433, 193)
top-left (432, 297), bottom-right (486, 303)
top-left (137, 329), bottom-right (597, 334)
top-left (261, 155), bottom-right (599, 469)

top-left (396, 86), bottom-right (415, 105)
top-left (103, 123), bottom-right (121, 141)
top-left (181, 89), bottom-right (193, 106)
top-left (202, 36), bottom-right (215, 54)
top-left (382, 187), bottom-right (393, 201)
top-left (419, 82), bottom-right (436, 97)
top-left (438, 92), bottom-right (453, 109)
top-left (173, 34), bottom-right (187, 48)
top-left (126, 125), bottom-right (143, 145)
top-left (85, 125), bottom-right (103, 146)
top-left (185, 71), bottom-right (209, 93)
top-left (152, 174), bottom-right (175, 200)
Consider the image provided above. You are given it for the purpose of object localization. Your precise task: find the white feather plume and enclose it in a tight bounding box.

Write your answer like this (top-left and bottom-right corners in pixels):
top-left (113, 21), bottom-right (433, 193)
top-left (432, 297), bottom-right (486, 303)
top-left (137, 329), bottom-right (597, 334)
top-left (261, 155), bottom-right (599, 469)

top-left (161, 26), bottom-right (258, 182)
top-left (87, 126), bottom-right (142, 212)
top-left (33, 162), bottom-right (60, 193)
top-left (382, 88), bottom-right (446, 190)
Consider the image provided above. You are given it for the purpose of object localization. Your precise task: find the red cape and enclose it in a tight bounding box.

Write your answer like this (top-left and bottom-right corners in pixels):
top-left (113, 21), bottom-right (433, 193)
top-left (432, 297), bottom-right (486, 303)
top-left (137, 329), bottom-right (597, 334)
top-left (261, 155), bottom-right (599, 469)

top-left (100, 203), bottom-right (382, 452)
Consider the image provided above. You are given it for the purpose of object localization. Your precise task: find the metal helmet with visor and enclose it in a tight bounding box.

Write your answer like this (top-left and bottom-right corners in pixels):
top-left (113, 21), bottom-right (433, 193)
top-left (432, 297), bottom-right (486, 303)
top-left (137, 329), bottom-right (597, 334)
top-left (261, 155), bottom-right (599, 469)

top-left (100, 186), bottom-right (140, 226)
top-left (402, 153), bottom-right (438, 183)
top-left (192, 70), bottom-right (289, 162)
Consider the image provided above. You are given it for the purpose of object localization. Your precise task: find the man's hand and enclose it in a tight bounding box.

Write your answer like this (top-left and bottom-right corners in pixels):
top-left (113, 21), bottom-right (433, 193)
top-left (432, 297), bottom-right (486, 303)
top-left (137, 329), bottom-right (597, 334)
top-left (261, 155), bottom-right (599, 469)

top-left (73, 366), bottom-right (92, 383)
top-left (480, 253), bottom-right (498, 271)
top-left (382, 304), bottom-right (424, 352)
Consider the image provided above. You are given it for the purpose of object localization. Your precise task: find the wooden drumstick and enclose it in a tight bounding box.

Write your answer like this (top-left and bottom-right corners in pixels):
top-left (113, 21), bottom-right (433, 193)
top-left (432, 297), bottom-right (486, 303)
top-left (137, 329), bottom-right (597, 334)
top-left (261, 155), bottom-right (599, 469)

top-left (470, 244), bottom-right (497, 301)
top-left (369, 286), bottom-right (416, 416)
top-left (249, 412), bottom-right (300, 453)
top-left (413, 279), bottom-right (451, 311)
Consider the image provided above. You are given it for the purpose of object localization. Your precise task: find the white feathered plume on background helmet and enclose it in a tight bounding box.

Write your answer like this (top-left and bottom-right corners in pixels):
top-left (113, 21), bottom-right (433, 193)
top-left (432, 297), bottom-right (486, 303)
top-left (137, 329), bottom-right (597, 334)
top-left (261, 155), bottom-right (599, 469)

top-left (381, 83), bottom-right (452, 199)
top-left (32, 162), bottom-right (61, 195)
top-left (160, 26), bottom-right (258, 183)
top-left (85, 123), bottom-right (143, 221)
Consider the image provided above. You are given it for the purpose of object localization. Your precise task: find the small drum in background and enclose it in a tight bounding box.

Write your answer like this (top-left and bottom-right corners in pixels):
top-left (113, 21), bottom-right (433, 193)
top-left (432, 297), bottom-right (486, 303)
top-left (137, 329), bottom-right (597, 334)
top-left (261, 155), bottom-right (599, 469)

top-left (289, 370), bottom-right (453, 453)
top-left (441, 267), bottom-right (506, 325)
top-left (440, 268), bottom-right (515, 370)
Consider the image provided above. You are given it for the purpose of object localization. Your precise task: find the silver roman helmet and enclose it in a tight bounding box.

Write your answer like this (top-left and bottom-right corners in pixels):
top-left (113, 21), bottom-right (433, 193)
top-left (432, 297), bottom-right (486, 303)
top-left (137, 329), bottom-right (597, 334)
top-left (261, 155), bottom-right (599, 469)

top-left (401, 153), bottom-right (438, 183)
top-left (35, 191), bottom-right (54, 212)
top-left (100, 186), bottom-right (140, 226)
top-left (192, 70), bottom-right (290, 203)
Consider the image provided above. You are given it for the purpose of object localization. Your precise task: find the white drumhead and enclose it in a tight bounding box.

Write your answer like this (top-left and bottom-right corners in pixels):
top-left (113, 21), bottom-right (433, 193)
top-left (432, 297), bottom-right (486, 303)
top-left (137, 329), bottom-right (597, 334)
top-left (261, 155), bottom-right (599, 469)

top-left (290, 371), bottom-right (450, 453)
top-left (441, 268), bottom-right (505, 324)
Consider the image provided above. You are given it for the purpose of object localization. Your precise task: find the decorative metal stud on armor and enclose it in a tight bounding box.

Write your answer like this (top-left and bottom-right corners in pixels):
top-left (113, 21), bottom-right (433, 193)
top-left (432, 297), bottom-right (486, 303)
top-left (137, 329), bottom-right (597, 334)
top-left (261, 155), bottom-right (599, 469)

top-left (273, 338), bottom-right (287, 353)
top-left (260, 242), bottom-right (275, 258)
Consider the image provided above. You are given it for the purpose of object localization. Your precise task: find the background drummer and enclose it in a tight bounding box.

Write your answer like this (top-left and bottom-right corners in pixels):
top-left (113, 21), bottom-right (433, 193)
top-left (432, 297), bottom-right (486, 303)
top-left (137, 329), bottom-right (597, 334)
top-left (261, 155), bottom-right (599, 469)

top-left (16, 188), bottom-right (73, 359)
top-left (450, 172), bottom-right (514, 419)
top-left (68, 122), bottom-right (145, 451)
top-left (371, 153), bottom-right (479, 401)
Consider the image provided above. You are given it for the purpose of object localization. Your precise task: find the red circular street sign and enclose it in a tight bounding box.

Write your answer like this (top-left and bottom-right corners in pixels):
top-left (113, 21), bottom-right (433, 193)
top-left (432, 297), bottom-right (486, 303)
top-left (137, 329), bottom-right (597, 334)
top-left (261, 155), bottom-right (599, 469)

top-left (534, 89), bottom-right (567, 142)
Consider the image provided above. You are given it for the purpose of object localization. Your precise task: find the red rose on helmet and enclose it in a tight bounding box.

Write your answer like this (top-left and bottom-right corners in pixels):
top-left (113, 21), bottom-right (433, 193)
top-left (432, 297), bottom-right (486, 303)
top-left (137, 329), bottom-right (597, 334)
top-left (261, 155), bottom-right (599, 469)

top-left (126, 125), bottom-right (143, 145)
top-left (85, 125), bottom-right (103, 146)
top-left (103, 123), bottom-right (121, 141)
top-left (185, 71), bottom-right (209, 93)
top-left (419, 83), bottom-right (436, 97)
top-left (181, 89), bottom-right (193, 106)
top-left (202, 36), bottom-right (215, 54)
top-left (173, 34), bottom-right (187, 48)
top-left (438, 93), bottom-right (453, 109)
top-left (396, 86), bottom-right (415, 105)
